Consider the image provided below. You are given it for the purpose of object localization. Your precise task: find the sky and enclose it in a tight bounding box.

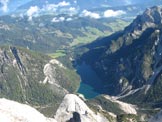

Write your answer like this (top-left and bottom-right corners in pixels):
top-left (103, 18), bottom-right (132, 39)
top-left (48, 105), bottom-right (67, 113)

top-left (0, 0), bottom-right (141, 13)
top-left (0, 0), bottom-right (161, 15)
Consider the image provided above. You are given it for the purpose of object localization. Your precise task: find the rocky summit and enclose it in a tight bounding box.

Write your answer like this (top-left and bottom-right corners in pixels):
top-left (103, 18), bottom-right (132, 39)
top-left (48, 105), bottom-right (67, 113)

top-left (0, 94), bottom-right (109, 122)
top-left (55, 94), bottom-right (109, 122)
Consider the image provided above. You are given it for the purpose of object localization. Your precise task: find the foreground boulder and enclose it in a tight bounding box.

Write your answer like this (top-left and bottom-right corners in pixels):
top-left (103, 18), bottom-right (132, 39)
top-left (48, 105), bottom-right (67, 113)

top-left (55, 94), bottom-right (109, 122)
top-left (0, 98), bottom-right (57, 122)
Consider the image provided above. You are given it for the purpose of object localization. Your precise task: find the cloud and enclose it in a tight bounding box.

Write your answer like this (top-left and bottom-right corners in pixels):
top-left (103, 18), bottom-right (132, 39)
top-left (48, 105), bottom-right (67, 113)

top-left (51, 17), bottom-right (65, 23)
top-left (103, 10), bottom-right (126, 18)
top-left (24, 1), bottom-right (71, 18)
top-left (43, 4), bottom-right (57, 11)
top-left (81, 10), bottom-right (100, 19)
top-left (66, 18), bottom-right (73, 21)
top-left (42, 1), bottom-right (70, 12)
top-left (27, 6), bottom-right (39, 21)
top-left (69, 7), bottom-right (76, 11)
top-left (0, 0), bottom-right (9, 12)
top-left (57, 1), bottom-right (70, 7)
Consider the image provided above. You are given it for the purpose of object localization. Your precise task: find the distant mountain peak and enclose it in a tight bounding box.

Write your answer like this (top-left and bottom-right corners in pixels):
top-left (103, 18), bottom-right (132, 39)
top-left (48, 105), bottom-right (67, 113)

top-left (107, 6), bottom-right (162, 54)
top-left (142, 6), bottom-right (162, 24)
top-left (114, 6), bottom-right (162, 52)
top-left (126, 6), bottom-right (162, 33)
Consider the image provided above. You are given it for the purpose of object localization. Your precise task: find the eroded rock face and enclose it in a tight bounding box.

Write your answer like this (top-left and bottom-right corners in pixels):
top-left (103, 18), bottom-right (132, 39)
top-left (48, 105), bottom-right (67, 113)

top-left (42, 59), bottom-right (68, 97)
top-left (55, 94), bottom-right (109, 122)
top-left (0, 98), bottom-right (57, 122)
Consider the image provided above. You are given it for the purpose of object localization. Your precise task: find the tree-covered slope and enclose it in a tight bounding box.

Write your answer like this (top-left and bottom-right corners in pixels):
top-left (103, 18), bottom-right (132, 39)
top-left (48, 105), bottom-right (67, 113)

top-left (0, 45), bottom-right (80, 116)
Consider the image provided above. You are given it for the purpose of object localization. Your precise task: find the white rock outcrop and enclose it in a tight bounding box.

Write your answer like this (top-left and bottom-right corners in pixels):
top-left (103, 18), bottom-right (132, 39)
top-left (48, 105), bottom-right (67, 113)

top-left (0, 98), bottom-right (57, 122)
top-left (104, 95), bottom-right (137, 115)
top-left (42, 59), bottom-right (68, 95)
top-left (55, 94), bottom-right (109, 122)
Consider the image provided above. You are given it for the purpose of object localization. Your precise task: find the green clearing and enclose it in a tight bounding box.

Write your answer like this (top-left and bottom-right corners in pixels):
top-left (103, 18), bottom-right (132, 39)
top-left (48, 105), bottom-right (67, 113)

top-left (70, 27), bottom-right (112, 46)
top-left (48, 50), bottom-right (66, 58)
top-left (105, 19), bottom-right (130, 32)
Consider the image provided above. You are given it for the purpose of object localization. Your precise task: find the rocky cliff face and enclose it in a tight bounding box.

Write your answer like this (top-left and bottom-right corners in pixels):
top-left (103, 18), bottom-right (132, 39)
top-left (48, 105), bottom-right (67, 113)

top-left (77, 6), bottom-right (162, 105)
top-left (108, 6), bottom-right (162, 54)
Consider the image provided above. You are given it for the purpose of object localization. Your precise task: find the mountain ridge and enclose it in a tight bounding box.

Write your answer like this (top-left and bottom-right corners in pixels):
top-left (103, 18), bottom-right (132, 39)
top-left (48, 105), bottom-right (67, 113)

top-left (76, 6), bottom-right (162, 105)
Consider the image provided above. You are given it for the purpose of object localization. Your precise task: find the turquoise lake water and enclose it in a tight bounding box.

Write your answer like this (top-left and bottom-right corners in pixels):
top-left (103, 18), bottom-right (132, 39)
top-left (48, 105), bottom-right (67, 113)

top-left (77, 62), bottom-right (103, 99)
